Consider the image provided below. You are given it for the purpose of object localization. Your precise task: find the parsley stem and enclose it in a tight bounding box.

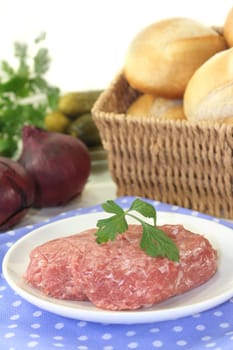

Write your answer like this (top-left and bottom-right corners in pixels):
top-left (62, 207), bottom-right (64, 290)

top-left (125, 211), bottom-right (154, 226)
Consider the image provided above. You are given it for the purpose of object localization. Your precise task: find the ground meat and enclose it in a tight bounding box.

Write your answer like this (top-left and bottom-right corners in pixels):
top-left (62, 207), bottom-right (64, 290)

top-left (24, 228), bottom-right (96, 300)
top-left (24, 224), bottom-right (217, 311)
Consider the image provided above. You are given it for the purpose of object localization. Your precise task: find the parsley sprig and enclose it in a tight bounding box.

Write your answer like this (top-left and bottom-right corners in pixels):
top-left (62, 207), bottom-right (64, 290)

top-left (0, 32), bottom-right (60, 158)
top-left (95, 198), bottom-right (179, 262)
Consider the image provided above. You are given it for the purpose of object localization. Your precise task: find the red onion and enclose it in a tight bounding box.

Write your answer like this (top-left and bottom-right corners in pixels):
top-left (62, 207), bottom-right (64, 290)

top-left (0, 157), bottom-right (34, 231)
top-left (18, 125), bottom-right (91, 208)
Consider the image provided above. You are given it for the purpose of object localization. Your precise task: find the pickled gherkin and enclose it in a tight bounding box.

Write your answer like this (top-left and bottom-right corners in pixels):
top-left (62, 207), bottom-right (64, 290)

top-left (68, 113), bottom-right (101, 147)
top-left (45, 111), bottom-right (70, 132)
top-left (59, 90), bottom-right (102, 117)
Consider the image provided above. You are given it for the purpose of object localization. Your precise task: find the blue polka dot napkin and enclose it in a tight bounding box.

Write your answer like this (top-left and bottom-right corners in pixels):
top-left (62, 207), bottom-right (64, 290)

top-left (0, 196), bottom-right (233, 350)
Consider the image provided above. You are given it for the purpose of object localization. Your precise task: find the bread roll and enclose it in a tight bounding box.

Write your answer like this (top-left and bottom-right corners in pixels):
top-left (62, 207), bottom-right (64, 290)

top-left (183, 47), bottom-right (233, 123)
top-left (127, 94), bottom-right (155, 117)
top-left (127, 94), bottom-right (185, 120)
top-left (159, 105), bottom-right (186, 121)
top-left (218, 117), bottom-right (233, 124)
top-left (224, 7), bottom-right (233, 47)
top-left (124, 18), bottom-right (227, 98)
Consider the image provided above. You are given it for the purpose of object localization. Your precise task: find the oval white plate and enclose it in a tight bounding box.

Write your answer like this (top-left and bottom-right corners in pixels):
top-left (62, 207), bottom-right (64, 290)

top-left (2, 211), bottom-right (233, 324)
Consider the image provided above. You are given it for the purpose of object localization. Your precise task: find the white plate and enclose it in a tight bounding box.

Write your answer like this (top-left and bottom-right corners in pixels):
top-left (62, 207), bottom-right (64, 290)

top-left (2, 211), bottom-right (233, 324)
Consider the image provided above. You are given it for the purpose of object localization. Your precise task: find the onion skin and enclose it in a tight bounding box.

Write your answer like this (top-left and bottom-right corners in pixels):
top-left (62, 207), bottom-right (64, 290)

top-left (0, 157), bottom-right (35, 231)
top-left (18, 125), bottom-right (91, 208)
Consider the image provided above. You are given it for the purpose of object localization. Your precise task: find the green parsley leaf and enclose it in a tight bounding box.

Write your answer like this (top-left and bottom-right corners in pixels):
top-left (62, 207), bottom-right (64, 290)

top-left (14, 42), bottom-right (27, 60)
top-left (0, 32), bottom-right (60, 158)
top-left (34, 48), bottom-right (51, 75)
top-left (102, 199), bottom-right (125, 215)
top-left (96, 214), bottom-right (128, 242)
top-left (95, 198), bottom-right (180, 262)
top-left (34, 32), bottom-right (46, 44)
top-left (129, 198), bottom-right (157, 226)
top-left (140, 223), bottom-right (179, 261)
top-left (1, 60), bottom-right (15, 78)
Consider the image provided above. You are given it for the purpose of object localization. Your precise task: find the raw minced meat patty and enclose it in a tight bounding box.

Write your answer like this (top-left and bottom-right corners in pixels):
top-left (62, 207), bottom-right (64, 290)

top-left (24, 224), bottom-right (217, 310)
top-left (24, 228), bottom-right (96, 300)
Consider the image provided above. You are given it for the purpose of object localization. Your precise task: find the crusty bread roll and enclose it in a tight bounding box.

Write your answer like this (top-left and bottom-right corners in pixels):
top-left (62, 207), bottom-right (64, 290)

top-left (183, 47), bottom-right (233, 123)
top-left (159, 105), bottom-right (186, 121)
top-left (124, 17), bottom-right (227, 98)
top-left (127, 94), bottom-right (155, 117)
top-left (127, 94), bottom-right (186, 120)
top-left (217, 117), bottom-right (233, 124)
top-left (224, 7), bottom-right (233, 47)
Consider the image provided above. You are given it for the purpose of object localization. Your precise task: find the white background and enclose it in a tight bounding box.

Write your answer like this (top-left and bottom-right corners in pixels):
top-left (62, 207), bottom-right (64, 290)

top-left (0, 0), bottom-right (232, 92)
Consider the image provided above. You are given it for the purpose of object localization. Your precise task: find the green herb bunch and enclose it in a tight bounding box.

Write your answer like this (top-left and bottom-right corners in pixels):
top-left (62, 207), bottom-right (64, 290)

top-left (0, 32), bottom-right (60, 158)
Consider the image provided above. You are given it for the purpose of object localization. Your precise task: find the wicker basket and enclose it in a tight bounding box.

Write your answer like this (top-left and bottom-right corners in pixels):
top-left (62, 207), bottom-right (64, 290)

top-left (92, 73), bottom-right (233, 219)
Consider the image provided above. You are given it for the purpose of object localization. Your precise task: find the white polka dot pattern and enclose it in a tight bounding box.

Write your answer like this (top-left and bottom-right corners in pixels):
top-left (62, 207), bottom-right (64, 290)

top-left (0, 196), bottom-right (233, 350)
